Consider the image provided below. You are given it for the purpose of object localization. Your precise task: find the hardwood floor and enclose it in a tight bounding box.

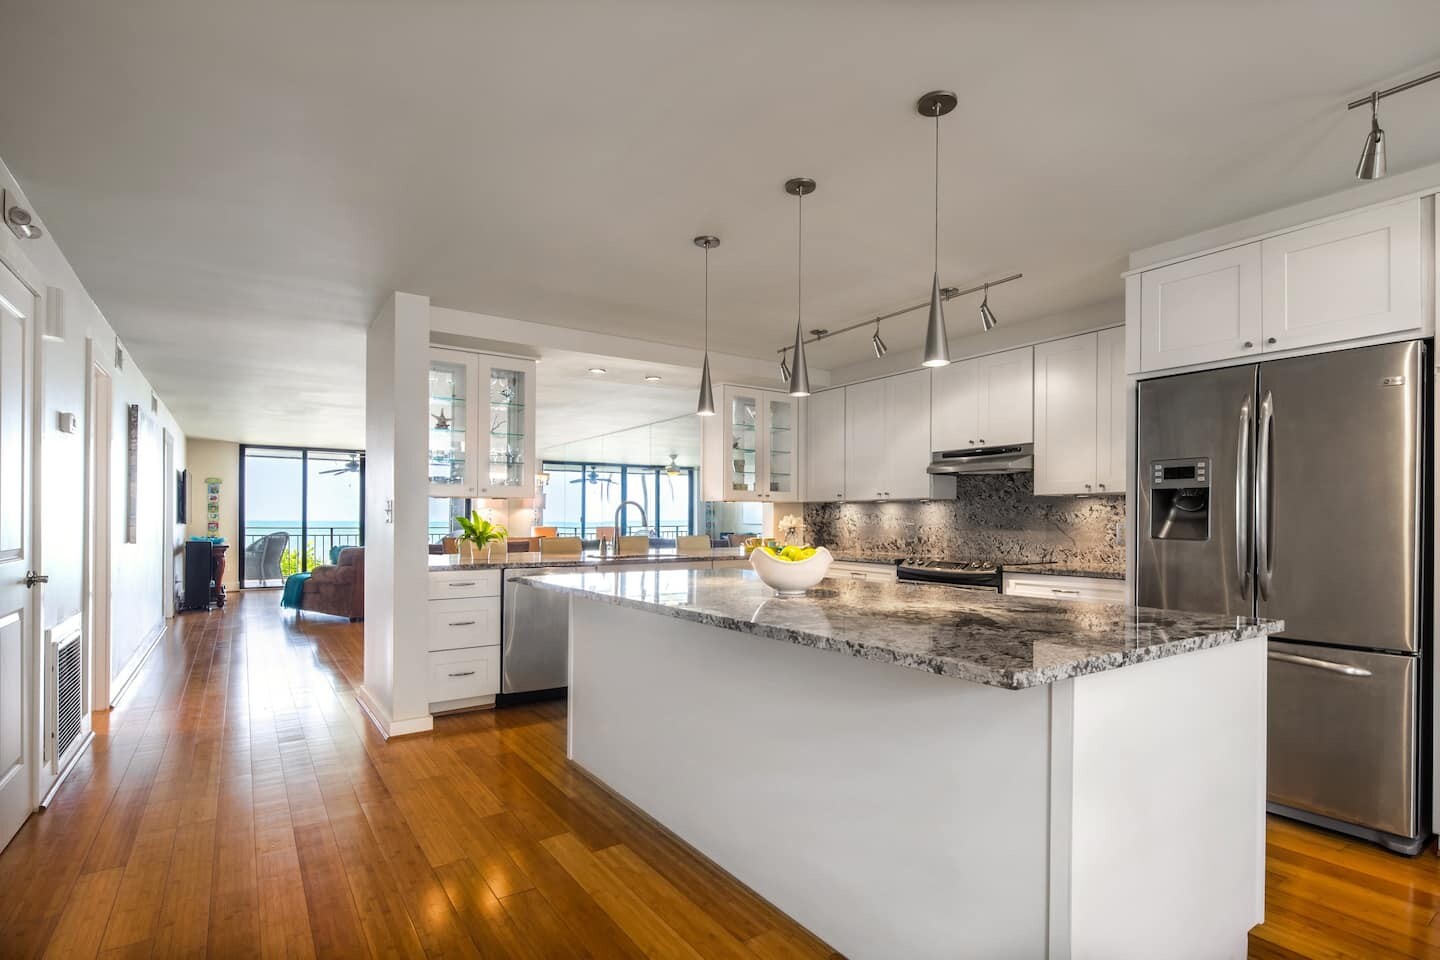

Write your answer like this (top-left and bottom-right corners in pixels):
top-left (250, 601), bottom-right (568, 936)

top-left (1, 591), bottom-right (1438, 959)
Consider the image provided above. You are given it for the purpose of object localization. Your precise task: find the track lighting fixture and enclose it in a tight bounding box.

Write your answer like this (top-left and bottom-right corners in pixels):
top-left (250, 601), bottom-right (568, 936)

top-left (779, 353), bottom-right (791, 383)
top-left (1348, 68), bottom-right (1440, 181)
top-left (918, 91), bottom-right (957, 365)
top-left (978, 283), bottom-right (998, 332)
top-left (785, 177), bottom-right (815, 397)
top-left (694, 235), bottom-right (719, 417)
top-left (871, 321), bottom-right (888, 358)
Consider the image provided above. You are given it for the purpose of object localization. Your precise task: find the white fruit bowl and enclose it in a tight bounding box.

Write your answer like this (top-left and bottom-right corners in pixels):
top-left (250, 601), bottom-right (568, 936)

top-left (749, 546), bottom-right (834, 597)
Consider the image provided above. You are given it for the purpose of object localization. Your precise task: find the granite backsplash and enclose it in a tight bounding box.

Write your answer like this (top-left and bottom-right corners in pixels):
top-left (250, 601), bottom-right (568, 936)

top-left (802, 473), bottom-right (1125, 571)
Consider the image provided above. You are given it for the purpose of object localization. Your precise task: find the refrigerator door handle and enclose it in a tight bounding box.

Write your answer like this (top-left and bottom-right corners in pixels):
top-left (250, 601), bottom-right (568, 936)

top-left (1235, 395), bottom-right (1252, 596)
top-left (1256, 390), bottom-right (1274, 601)
top-left (1267, 650), bottom-right (1373, 678)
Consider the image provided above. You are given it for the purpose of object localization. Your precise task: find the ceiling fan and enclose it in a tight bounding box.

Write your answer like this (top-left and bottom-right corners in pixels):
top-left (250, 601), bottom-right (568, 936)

top-left (664, 454), bottom-right (682, 477)
top-left (319, 454), bottom-right (362, 476)
top-left (569, 468), bottom-right (615, 487)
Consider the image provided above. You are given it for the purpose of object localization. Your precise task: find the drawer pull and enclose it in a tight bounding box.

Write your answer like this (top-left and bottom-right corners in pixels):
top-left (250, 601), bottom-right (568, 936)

top-left (1050, 588), bottom-right (1081, 596)
top-left (1268, 651), bottom-right (1372, 677)
top-left (448, 581), bottom-right (477, 588)
top-left (448, 620), bottom-right (477, 627)
top-left (447, 670), bottom-right (477, 678)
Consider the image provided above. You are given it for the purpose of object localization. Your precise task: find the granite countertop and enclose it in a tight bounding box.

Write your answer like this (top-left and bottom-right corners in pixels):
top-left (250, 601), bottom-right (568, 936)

top-left (429, 546), bottom-right (747, 571)
top-left (517, 568), bottom-right (1280, 690)
top-left (826, 552), bottom-right (1125, 581)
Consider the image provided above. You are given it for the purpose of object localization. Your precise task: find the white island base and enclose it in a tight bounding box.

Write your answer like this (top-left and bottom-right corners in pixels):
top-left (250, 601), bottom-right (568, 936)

top-left (566, 597), bottom-right (1266, 960)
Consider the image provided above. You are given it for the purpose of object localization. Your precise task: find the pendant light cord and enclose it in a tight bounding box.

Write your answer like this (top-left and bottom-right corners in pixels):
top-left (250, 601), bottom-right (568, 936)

top-left (933, 109), bottom-right (940, 274)
top-left (797, 190), bottom-right (804, 326)
top-left (704, 244), bottom-right (709, 351)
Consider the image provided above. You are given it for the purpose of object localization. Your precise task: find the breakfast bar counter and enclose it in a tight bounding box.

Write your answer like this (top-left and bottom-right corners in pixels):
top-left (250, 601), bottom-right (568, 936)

top-left (519, 568), bottom-right (1282, 960)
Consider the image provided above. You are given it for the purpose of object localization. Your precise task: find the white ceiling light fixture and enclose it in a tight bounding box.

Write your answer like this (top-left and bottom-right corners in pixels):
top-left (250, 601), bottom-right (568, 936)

top-left (587, 366), bottom-right (607, 375)
top-left (644, 374), bottom-right (662, 382)
top-left (785, 177), bottom-right (815, 397)
top-left (695, 234), bottom-right (719, 417)
top-left (918, 90), bottom-right (958, 363)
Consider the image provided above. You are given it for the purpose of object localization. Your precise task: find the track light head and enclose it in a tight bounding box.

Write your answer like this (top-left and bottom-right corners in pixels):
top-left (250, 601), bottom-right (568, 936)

top-left (780, 354), bottom-right (791, 383)
top-left (871, 324), bottom-right (887, 358)
top-left (4, 193), bottom-right (41, 241)
top-left (979, 284), bottom-right (998, 332)
top-left (1356, 93), bottom-right (1386, 180)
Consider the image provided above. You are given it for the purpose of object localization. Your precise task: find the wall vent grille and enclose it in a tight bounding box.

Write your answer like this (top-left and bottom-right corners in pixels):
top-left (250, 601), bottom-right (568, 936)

top-left (55, 635), bottom-right (82, 761)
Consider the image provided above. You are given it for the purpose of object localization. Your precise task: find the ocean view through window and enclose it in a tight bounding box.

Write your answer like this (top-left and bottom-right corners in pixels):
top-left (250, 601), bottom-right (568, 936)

top-left (240, 446), bottom-right (364, 586)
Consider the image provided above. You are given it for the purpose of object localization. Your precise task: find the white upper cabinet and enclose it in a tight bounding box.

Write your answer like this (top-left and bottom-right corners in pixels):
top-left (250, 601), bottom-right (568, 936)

top-left (804, 389), bottom-right (846, 502)
top-left (1260, 198), bottom-right (1427, 352)
top-left (1034, 333), bottom-right (1100, 496)
top-left (843, 378), bottom-right (887, 500)
top-left (843, 370), bottom-right (931, 501)
top-left (931, 346), bottom-right (1033, 451)
top-left (884, 369), bottom-right (934, 501)
top-left (1139, 244), bottom-right (1262, 372)
top-left (702, 385), bottom-right (803, 502)
top-left (429, 348), bottom-right (537, 499)
top-left (1095, 327), bottom-right (1128, 494)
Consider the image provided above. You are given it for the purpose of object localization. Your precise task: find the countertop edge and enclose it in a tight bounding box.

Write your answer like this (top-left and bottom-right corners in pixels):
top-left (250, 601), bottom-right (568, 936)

top-left (516, 574), bottom-right (1281, 690)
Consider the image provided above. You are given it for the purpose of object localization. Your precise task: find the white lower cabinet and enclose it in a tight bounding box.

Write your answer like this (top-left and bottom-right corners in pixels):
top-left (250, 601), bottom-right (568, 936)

top-left (427, 646), bottom-right (501, 704)
top-left (828, 560), bottom-right (898, 583)
top-left (1002, 573), bottom-right (1125, 603)
top-left (427, 569), bottom-right (502, 708)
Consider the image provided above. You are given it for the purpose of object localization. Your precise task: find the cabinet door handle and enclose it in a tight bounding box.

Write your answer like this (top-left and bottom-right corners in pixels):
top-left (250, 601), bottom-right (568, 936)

top-left (1084, 483), bottom-right (1092, 491)
top-left (1097, 483), bottom-right (1106, 490)
top-left (1243, 340), bottom-right (1254, 349)
top-left (1266, 337), bottom-right (1277, 345)
top-left (449, 581), bottom-right (477, 587)
top-left (448, 620), bottom-right (477, 627)
top-left (447, 670), bottom-right (477, 678)
top-left (1050, 588), bottom-right (1081, 596)
top-left (977, 439), bottom-right (984, 445)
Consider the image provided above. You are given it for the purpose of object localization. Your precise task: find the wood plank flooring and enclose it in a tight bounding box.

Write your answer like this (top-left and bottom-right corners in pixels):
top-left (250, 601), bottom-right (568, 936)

top-left (1, 590), bottom-right (1438, 958)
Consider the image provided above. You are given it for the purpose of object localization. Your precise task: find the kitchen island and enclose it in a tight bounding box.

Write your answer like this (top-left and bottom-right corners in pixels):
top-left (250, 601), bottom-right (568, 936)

top-left (519, 568), bottom-right (1282, 960)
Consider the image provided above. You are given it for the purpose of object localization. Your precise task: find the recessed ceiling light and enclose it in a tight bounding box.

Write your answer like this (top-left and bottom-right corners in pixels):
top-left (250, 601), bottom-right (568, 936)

top-left (588, 367), bottom-right (607, 375)
top-left (644, 375), bottom-right (662, 382)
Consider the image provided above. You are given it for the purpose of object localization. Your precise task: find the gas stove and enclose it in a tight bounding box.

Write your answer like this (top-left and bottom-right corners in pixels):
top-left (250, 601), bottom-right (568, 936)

top-left (894, 558), bottom-right (1003, 592)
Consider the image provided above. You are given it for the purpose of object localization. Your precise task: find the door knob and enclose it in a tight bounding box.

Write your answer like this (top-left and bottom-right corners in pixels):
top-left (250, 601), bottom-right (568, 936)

top-left (23, 571), bottom-right (47, 587)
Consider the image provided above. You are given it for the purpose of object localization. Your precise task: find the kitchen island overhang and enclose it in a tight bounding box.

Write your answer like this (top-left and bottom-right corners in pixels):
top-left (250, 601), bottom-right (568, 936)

top-left (519, 568), bottom-right (1282, 960)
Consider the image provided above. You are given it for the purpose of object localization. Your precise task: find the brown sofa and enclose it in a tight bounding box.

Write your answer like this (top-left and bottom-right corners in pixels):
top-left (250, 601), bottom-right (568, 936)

top-left (298, 547), bottom-right (364, 620)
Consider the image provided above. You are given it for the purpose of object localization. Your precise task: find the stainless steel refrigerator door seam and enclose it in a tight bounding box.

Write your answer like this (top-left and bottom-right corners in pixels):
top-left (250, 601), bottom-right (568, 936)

top-left (1236, 395), bottom-right (1252, 596)
top-left (1255, 390), bottom-right (1274, 601)
top-left (1267, 650), bottom-right (1373, 677)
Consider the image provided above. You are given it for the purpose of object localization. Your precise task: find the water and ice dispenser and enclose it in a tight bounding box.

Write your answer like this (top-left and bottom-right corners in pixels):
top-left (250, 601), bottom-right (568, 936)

top-left (1147, 458), bottom-right (1211, 541)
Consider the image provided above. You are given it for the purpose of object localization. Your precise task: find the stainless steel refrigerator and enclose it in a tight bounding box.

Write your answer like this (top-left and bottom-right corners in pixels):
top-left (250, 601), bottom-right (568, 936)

top-left (1137, 340), bottom-right (1428, 854)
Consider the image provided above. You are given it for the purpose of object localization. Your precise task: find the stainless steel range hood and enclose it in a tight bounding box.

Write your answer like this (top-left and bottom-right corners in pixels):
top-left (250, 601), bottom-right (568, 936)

top-left (926, 444), bottom-right (1034, 476)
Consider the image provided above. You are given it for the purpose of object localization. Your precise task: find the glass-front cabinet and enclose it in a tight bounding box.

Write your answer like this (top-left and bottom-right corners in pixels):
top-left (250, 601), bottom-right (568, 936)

top-left (701, 384), bottom-right (803, 502)
top-left (428, 347), bottom-right (536, 498)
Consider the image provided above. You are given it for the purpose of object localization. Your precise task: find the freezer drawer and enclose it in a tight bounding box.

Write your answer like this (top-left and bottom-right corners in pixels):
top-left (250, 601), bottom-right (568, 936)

top-left (1267, 640), bottom-right (1419, 839)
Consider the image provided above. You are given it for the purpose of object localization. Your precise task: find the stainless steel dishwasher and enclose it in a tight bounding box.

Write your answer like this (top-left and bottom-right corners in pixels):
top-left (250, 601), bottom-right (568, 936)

top-left (501, 567), bottom-right (572, 696)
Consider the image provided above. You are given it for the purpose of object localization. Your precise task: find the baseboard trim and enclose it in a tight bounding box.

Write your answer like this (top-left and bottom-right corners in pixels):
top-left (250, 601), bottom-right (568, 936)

top-left (108, 620), bottom-right (165, 708)
top-left (355, 686), bottom-right (433, 740)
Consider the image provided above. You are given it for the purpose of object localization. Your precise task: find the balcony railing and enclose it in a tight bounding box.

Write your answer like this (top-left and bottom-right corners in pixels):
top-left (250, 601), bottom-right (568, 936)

top-left (243, 524), bottom-right (362, 582)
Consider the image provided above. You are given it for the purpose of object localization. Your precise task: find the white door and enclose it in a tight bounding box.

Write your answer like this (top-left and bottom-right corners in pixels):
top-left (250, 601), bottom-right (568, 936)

top-left (930, 358), bottom-right (980, 451)
top-left (976, 346), bottom-right (1034, 446)
top-left (0, 260), bottom-right (37, 851)
top-left (1095, 327), bottom-right (1128, 494)
top-left (844, 379), bottom-right (886, 501)
top-left (804, 389), bottom-right (845, 502)
top-left (1034, 333), bottom-right (1099, 496)
top-left (1139, 243), bottom-right (1262, 372)
top-left (882, 369), bottom-right (932, 501)
top-left (1260, 198), bottom-right (1426, 353)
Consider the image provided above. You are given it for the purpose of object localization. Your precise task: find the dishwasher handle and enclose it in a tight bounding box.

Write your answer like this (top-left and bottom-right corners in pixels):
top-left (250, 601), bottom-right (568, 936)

top-left (1268, 650), bottom-right (1372, 678)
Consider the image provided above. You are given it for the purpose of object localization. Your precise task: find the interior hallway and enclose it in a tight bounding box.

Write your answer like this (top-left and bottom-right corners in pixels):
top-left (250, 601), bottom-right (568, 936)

top-left (0, 592), bottom-right (838, 959)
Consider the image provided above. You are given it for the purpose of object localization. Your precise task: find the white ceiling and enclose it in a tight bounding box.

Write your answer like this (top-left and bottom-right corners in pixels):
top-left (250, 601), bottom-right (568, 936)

top-left (534, 349), bottom-right (699, 457)
top-left (4, 1), bottom-right (1440, 448)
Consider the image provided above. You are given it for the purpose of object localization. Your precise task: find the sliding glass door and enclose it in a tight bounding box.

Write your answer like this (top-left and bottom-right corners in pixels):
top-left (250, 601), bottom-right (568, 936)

top-left (240, 445), bottom-right (365, 587)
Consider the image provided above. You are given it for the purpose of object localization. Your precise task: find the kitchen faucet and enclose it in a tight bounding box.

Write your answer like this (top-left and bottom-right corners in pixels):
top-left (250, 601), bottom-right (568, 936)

top-left (613, 500), bottom-right (649, 540)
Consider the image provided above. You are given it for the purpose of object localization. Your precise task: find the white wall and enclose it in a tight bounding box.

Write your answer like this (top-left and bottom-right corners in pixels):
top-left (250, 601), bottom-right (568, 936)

top-left (362, 292), bottom-right (431, 736)
top-left (184, 438), bottom-right (239, 591)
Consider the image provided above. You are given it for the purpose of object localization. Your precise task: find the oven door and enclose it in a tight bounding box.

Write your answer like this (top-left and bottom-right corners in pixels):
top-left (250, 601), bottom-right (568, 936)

top-left (896, 567), bottom-right (1001, 593)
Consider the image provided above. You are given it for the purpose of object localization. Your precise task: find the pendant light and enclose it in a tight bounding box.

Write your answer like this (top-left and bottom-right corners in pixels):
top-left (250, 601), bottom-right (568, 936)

top-left (871, 320), bottom-right (888, 358)
top-left (694, 235), bottom-right (719, 416)
top-left (1355, 91), bottom-right (1386, 181)
top-left (978, 282), bottom-right (998, 332)
top-left (784, 177), bottom-right (815, 397)
top-left (918, 91), bottom-right (958, 364)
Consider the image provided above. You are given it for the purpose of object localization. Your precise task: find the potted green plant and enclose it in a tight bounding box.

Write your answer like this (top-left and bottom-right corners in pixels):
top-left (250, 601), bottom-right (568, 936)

top-left (454, 510), bottom-right (508, 562)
